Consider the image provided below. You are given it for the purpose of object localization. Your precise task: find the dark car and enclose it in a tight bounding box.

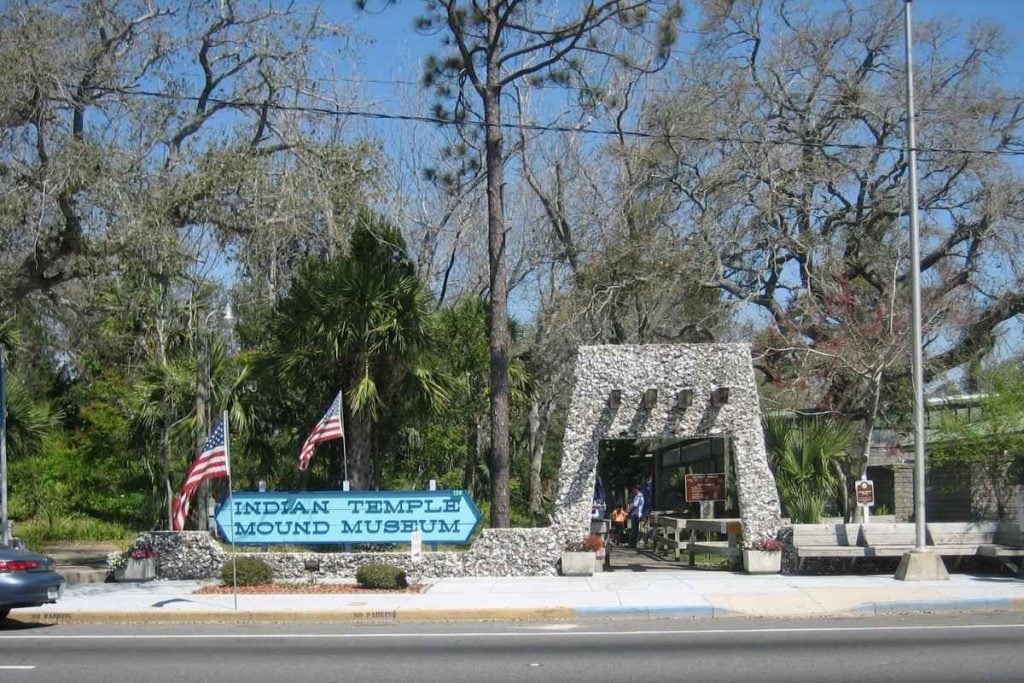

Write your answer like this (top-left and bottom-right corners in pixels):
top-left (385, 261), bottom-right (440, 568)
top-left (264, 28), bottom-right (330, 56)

top-left (0, 545), bottom-right (65, 621)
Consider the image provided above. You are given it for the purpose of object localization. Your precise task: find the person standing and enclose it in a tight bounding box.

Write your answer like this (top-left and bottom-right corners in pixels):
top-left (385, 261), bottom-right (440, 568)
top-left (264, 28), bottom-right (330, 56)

top-left (628, 484), bottom-right (645, 549)
top-left (610, 503), bottom-right (627, 545)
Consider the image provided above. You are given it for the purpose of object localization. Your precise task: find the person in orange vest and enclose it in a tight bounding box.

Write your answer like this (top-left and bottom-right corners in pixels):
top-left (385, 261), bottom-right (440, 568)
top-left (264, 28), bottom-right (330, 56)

top-left (610, 502), bottom-right (628, 546)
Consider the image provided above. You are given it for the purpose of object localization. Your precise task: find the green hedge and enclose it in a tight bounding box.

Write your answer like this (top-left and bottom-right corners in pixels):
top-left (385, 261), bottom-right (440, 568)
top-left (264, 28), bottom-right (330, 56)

top-left (222, 556), bottom-right (273, 586)
top-left (355, 563), bottom-right (408, 589)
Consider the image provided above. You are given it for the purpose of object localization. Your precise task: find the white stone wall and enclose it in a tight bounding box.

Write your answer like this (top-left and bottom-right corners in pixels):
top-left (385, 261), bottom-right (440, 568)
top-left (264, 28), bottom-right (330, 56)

top-left (129, 528), bottom-right (560, 580)
top-left (553, 344), bottom-right (781, 544)
top-left (138, 344), bottom-right (780, 579)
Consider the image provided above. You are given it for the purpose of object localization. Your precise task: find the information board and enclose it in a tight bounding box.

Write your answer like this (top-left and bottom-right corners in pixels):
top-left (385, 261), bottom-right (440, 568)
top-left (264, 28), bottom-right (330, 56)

top-left (855, 480), bottom-right (875, 507)
top-left (684, 473), bottom-right (726, 502)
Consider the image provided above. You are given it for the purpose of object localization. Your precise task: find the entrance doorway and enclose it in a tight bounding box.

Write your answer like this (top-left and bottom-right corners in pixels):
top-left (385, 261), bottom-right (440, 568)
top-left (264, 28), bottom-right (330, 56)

top-left (597, 436), bottom-right (740, 571)
top-left (597, 436), bottom-right (739, 518)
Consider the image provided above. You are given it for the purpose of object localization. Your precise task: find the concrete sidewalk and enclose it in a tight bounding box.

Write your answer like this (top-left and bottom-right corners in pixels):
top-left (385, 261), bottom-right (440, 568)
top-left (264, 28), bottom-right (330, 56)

top-left (16, 571), bottom-right (1024, 624)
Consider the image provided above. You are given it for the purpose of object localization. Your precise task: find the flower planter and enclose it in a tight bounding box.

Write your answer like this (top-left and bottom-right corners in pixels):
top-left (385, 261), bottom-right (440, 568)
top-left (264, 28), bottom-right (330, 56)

top-left (114, 557), bottom-right (156, 581)
top-left (742, 549), bottom-right (781, 574)
top-left (560, 551), bottom-right (596, 576)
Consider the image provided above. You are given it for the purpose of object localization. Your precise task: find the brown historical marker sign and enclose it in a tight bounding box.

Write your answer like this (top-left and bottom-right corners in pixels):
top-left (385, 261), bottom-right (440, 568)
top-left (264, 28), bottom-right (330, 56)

top-left (684, 473), bottom-right (726, 502)
top-left (855, 479), bottom-right (875, 506)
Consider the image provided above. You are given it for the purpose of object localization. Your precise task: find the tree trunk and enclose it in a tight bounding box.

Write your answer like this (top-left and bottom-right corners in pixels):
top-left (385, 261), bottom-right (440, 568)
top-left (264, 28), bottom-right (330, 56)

top-left (161, 419), bottom-right (173, 530)
top-left (464, 417), bottom-right (480, 496)
top-left (155, 315), bottom-right (175, 531)
top-left (346, 404), bottom-right (373, 490)
top-left (527, 398), bottom-right (550, 517)
top-left (194, 335), bottom-right (209, 531)
top-left (484, 7), bottom-right (511, 528)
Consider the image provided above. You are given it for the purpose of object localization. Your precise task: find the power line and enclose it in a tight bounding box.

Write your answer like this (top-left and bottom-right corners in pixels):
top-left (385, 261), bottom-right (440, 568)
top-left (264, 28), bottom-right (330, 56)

top-left (184, 72), bottom-right (1024, 106)
top-left (105, 86), bottom-right (1024, 159)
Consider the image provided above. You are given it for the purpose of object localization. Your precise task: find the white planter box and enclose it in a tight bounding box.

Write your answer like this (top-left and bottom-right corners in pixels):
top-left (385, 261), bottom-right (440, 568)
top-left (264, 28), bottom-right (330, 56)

top-left (560, 551), bottom-right (596, 576)
top-left (742, 550), bottom-right (781, 574)
top-left (114, 557), bottom-right (156, 581)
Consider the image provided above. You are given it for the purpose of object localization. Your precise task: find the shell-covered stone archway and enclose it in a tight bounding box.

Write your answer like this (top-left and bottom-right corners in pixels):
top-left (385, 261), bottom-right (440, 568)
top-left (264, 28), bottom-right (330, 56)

top-left (552, 344), bottom-right (781, 544)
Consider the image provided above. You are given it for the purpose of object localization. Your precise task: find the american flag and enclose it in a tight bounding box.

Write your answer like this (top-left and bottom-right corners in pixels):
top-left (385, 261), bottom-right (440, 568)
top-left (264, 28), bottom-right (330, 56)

top-left (172, 416), bottom-right (231, 531)
top-left (171, 490), bottom-right (192, 534)
top-left (298, 390), bottom-right (345, 471)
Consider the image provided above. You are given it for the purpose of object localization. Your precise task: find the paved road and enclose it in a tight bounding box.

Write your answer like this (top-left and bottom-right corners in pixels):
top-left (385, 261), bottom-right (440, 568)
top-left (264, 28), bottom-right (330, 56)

top-left (1, 614), bottom-right (1022, 682)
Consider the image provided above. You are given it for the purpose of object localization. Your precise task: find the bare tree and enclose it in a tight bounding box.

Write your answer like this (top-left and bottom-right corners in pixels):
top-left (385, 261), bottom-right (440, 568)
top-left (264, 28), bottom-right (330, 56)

top-left (0, 0), bottom-right (371, 525)
top-left (405, 0), bottom-right (682, 526)
top-left (640, 0), bottom-right (1024, 509)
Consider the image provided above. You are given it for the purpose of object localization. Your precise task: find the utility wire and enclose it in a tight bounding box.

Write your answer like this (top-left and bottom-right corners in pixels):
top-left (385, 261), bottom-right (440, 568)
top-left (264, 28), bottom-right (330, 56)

top-left (179, 72), bottom-right (1024, 105)
top-left (98, 86), bottom-right (1024, 159)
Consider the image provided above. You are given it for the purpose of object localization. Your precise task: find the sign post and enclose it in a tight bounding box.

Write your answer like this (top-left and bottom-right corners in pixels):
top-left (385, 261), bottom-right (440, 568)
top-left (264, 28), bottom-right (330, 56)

top-left (856, 478), bottom-right (875, 524)
top-left (410, 530), bottom-right (423, 563)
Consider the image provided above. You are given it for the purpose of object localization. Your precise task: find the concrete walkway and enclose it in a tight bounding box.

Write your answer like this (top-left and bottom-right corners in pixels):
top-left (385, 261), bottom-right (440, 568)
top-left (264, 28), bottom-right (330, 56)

top-left (15, 570), bottom-right (1024, 624)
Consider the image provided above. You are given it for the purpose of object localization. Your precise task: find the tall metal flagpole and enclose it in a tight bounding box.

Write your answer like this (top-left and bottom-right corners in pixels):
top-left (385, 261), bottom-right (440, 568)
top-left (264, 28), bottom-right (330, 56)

top-left (341, 391), bottom-right (349, 488)
top-left (897, 0), bottom-right (948, 580)
top-left (904, 0), bottom-right (926, 553)
top-left (0, 346), bottom-right (10, 547)
top-left (223, 410), bottom-right (238, 610)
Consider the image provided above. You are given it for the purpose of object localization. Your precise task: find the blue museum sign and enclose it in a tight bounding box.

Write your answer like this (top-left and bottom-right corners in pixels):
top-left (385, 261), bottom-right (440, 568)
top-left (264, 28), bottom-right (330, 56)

top-left (214, 490), bottom-right (482, 545)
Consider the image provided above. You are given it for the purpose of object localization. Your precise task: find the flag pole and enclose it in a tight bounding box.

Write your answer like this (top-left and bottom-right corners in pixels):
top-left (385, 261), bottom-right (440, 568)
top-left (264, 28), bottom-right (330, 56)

top-left (223, 410), bottom-right (238, 611)
top-left (1, 345), bottom-right (10, 547)
top-left (340, 391), bottom-right (349, 488)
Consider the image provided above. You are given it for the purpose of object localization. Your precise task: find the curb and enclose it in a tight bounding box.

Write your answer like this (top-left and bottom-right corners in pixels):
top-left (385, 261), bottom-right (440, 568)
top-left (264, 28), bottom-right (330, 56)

top-left (852, 597), bottom-right (1024, 616)
top-left (574, 605), bottom-right (724, 619)
top-left (23, 605), bottom-right (715, 625)
top-left (23, 607), bottom-right (576, 625)
top-left (18, 598), bottom-right (1024, 625)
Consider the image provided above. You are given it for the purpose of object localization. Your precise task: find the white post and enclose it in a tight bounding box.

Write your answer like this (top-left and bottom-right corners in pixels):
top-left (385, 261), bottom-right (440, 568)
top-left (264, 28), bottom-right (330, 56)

top-left (896, 0), bottom-right (948, 580)
top-left (0, 346), bottom-right (9, 547)
top-left (339, 391), bottom-right (349, 487)
top-left (223, 410), bottom-right (238, 611)
top-left (861, 475), bottom-right (871, 525)
top-left (903, 0), bottom-right (927, 552)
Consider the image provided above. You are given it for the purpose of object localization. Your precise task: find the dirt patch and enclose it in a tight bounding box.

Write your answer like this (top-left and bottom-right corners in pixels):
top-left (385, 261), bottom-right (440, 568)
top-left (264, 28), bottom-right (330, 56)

top-left (194, 583), bottom-right (427, 595)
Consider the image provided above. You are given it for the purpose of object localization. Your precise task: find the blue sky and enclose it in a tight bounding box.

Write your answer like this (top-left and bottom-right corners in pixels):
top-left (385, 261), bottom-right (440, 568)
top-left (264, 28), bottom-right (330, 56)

top-left (338, 1), bottom-right (1024, 98)
top-left (308, 1), bottom-right (1024, 362)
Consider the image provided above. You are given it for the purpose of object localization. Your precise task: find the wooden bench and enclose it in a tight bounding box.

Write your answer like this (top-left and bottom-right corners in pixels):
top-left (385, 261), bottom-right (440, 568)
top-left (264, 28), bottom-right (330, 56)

top-left (859, 522), bottom-right (918, 557)
top-left (793, 521), bottom-right (1024, 574)
top-left (926, 522), bottom-right (1000, 555)
top-left (792, 524), bottom-right (865, 569)
top-left (931, 522), bottom-right (1024, 574)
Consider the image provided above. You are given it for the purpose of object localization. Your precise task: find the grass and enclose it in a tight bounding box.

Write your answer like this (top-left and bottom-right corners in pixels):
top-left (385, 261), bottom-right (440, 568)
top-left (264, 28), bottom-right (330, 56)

top-left (12, 515), bottom-right (136, 549)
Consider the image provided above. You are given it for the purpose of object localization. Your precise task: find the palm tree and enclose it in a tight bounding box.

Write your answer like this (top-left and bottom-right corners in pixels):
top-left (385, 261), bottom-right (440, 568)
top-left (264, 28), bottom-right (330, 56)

top-left (0, 319), bottom-right (61, 459)
top-left (261, 212), bottom-right (448, 489)
top-left (132, 336), bottom-right (252, 529)
top-left (764, 414), bottom-right (853, 523)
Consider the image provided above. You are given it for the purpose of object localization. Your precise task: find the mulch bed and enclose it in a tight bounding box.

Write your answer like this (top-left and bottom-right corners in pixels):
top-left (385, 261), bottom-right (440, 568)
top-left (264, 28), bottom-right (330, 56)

top-left (194, 583), bottom-right (427, 595)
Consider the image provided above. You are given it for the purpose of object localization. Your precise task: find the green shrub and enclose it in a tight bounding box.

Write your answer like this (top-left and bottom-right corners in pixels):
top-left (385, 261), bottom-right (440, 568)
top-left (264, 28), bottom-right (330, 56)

top-left (222, 556), bottom-right (273, 586)
top-left (355, 563), bottom-right (408, 589)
